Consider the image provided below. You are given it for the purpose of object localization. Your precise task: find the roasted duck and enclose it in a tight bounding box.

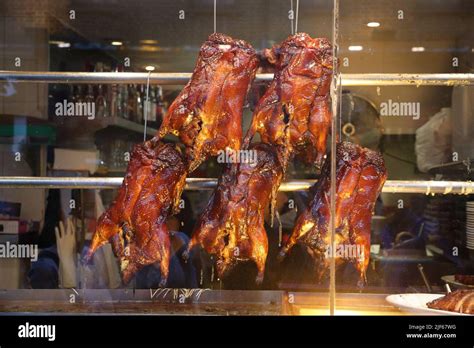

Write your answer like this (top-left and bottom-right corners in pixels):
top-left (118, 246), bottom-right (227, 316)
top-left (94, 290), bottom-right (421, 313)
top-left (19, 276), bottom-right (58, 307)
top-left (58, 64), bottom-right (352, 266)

top-left (184, 143), bottom-right (284, 284)
top-left (158, 33), bottom-right (259, 172)
top-left (243, 33), bottom-right (333, 169)
top-left (454, 274), bottom-right (474, 285)
top-left (427, 290), bottom-right (474, 314)
top-left (84, 140), bottom-right (187, 285)
top-left (280, 142), bottom-right (387, 285)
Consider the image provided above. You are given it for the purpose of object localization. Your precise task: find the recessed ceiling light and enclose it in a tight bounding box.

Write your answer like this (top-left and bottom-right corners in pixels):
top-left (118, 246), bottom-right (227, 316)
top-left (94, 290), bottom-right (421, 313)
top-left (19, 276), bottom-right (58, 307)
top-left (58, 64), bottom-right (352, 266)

top-left (411, 46), bottom-right (425, 52)
top-left (367, 22), bottom-right (380, 28)
top-left (111, 41), bottom-right (123, 46)
top-left (348, 45), bottom-right (363, 51)
top-left (145, 65), bottom-right (155, 71)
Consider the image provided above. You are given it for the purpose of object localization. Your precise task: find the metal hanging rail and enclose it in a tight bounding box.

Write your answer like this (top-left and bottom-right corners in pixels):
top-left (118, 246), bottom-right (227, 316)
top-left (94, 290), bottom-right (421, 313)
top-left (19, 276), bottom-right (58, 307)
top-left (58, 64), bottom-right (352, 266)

top-left (0, 71), bottom-right (473, 86)
top-left (0, 177), bottom-right (473, 194)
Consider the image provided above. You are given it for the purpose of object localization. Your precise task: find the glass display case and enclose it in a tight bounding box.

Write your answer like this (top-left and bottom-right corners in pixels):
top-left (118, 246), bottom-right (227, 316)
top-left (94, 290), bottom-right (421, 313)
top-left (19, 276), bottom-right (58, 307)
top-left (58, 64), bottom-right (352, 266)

top-left (0, 0), bottom-right (473, 317)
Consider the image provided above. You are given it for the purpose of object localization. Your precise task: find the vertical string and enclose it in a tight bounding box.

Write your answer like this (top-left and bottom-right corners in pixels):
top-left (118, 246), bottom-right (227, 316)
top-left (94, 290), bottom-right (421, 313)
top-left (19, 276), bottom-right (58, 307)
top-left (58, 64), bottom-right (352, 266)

top-left (295, 0), bottom-right (300, 34)
top-left (290, 0), bottom-right (294, 35)
top-left (339, 76), bottom-right (343, 141)
top-left (329, 0), bottom-right (340, 317)
top-left (213, 0), bottom-right (217, 33)
top-left (143, 71), bottom-right (151, 142)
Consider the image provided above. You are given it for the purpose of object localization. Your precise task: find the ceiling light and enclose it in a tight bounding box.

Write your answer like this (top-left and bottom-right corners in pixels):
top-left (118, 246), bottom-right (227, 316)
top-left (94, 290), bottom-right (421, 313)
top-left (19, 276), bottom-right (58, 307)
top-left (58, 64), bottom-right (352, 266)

top-left (140, 39), bottom-right (158, 45)
top-left (145, 66), bottom-right (155, 71)
top-left (49, 40), bottom-right (71, 48)
top-left (411, 46), bottom-right (425, 52)
top-left (348, 45), bottom-right (363, 52)
top-left (367, 22), bottom-right (380, 28)
top-left (111, 41), bottom-right (123, 46)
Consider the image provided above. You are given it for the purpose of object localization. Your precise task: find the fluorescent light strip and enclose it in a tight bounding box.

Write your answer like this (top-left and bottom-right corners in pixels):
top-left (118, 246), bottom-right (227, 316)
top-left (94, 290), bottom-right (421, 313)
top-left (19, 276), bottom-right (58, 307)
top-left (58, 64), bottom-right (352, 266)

top-left (348, 45), bottom-right (363, 52)
top-left (367, 22), bottom-right (380, 28)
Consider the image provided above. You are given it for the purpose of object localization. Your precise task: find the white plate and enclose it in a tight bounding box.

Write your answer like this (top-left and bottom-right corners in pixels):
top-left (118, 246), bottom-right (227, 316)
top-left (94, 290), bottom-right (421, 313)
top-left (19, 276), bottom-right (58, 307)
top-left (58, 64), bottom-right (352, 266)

top-left (385, 294), bottom-right (472, 316)
top-left (442, 275), bottom-right (474, 289)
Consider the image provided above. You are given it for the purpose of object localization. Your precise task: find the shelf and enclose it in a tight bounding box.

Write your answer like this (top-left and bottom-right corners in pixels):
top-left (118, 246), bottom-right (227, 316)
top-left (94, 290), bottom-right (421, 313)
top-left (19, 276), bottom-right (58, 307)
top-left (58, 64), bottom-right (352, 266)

top-left (1, 71), bottom-right (473, 86)
top-left (54, 115), bottom-right (157, 137)
top-left (1, 177), bottom-right (474, 194)
top-left (0, 115), bottom-right (56, 145)
top-left (99, 116), bottom-right (156, 137)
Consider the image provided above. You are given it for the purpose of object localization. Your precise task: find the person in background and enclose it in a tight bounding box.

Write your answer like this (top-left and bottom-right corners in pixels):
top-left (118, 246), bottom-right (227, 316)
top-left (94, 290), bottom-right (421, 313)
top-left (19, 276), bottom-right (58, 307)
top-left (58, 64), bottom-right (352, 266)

top-left (28, 189), bottom-right (198, 289)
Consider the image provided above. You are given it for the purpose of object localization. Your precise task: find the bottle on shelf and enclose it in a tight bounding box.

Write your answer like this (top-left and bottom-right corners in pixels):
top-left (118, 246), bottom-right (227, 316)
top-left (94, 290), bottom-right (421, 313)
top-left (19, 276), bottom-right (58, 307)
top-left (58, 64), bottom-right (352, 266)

top-left (120, 84), bottom-right (129, 119)
top-left (96, 84), bottom-right (107, 118)
top-left (85, 84), bottom-right (95, 105)
top-left (69, 85), bottom-right (76, 103)
top-left (147, 86), bottom-right (157, 128)
top-left (75, 85), bottom-right (84, 103)
top-left (93, 62), bottom-right (107, 118)
top-left (135, 84), bottom-right (143, 124)
top-left (155, 86), bottom-right (167, 128)
top-left (116, 84), bottom-right (123, 119)
top-left (127, 84), bottom-right (137, 122)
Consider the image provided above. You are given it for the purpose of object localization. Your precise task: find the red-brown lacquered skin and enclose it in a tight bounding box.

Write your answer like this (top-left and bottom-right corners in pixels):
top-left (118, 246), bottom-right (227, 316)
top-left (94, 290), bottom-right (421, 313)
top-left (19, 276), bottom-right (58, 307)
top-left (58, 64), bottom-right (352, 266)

top-left (427, 290), bottom-right (474, 314)
top-left (85, 140), bottom-right (187, 285)
top-left (185, 143), bottom-right (284, 284)
top-left (280, 142), bottom-right (387, 285)
top-left (244, 33), bottom-right (333, 169)
top-left (158, 33), bottom-right (259, 172)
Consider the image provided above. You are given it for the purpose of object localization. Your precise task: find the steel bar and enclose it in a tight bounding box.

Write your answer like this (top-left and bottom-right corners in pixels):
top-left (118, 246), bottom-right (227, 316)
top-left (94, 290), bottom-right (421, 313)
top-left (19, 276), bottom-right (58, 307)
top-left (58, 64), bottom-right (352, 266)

top-left (342, 73), bottom-right (474, 86)
top-left (1, 71), bottom-right (473, 86)
top-left (1, 177), bottom-right (473, 194)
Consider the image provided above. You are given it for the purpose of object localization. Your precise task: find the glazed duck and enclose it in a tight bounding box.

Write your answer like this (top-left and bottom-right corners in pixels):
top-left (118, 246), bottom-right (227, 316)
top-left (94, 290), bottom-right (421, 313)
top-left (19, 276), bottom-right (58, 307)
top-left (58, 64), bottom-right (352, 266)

top-left (84, 140), bottom-right (187, 285)
top-left (244, 33), bottom-right (333, 169)
top-left (157, 33), bottom-right (259, 172)
top-left (279, 142), bottom-right (387, 286)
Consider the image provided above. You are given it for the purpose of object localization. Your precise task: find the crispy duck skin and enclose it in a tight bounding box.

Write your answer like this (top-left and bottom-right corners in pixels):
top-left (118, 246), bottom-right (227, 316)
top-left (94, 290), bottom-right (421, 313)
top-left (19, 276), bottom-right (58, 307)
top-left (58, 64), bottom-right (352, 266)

top-left (280, 142), bottom-right (387, 285)
top-left (84, 139), bottom-right (161, 261)
top-left (184, 143), bottom-right (284, 283)
top-left (85, 140), bottom-right (187, 285)
top-left (243, 33), bottom-right (333, 169)
top-left (157, 33), bottom-right (259, 172)
top-left (427, 290), bottom-right (474, 314)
